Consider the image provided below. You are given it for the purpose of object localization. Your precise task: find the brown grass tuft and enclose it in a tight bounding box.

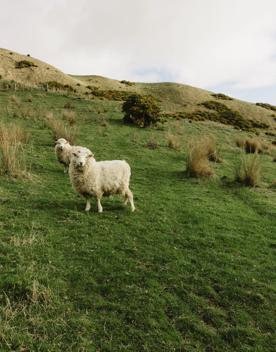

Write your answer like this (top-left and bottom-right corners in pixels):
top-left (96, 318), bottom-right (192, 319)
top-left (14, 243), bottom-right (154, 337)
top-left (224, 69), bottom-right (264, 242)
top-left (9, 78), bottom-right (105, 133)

top-left (186, 137), bottom-right (215, 178)
top-left (0, 123), bottom-right (30, 177)
top-left (203, 135), bottom-right (223, 163)
top-left (235, 153), bottom-right (261, 187)
top-left (145, 136), bottom-right (159, 150)
top-left (236, 137), bottom-right (246, 149)
top-left (166, 132), bottom-right (181, 151)
top-left (9, 95), bottom-right (21, 107)
top-left (236, 137), bottom-right (271, 155)
top-left (62, 110), bottom-right (76, 126)
top-left (244, 138), bottom-right (262, 154)
top-left (45, 112), bottom-right (77, 144)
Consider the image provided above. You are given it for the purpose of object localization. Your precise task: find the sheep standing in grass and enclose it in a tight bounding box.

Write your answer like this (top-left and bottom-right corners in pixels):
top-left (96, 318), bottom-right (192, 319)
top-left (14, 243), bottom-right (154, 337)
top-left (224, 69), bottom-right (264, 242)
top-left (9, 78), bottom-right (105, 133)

top-left (69, 147), bottom-right (135, 213)
top-left (54, 138), bottom-right (73, 173)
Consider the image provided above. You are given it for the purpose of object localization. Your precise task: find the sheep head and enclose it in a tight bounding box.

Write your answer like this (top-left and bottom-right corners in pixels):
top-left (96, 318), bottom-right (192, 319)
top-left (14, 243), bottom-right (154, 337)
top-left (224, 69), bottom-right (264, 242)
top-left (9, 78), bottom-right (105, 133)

top-left (71, 147), bottom-right (94, 169)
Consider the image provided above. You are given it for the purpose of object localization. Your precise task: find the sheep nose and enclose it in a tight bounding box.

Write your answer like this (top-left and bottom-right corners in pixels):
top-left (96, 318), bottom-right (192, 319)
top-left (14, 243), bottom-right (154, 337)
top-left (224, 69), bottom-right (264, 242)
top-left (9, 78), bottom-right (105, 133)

top-left (78, 161), bottom-right (84, 167)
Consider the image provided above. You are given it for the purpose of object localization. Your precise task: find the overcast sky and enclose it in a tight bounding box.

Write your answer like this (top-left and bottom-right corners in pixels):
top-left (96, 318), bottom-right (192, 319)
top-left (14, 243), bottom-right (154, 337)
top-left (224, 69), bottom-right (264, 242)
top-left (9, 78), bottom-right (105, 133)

top-left (1, 0), bottom-right (276, 103)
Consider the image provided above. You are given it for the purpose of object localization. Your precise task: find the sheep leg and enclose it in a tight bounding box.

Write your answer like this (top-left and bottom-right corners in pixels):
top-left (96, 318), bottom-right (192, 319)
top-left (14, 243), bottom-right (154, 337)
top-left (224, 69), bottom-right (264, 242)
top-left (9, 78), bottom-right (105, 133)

top-left (97, 197), bottom-right (103, 213)
top-left (124, 195), bottom-right (129, 205)
top-left (85, 199), bottom-right (91, 212)
top-left (126, 189), bottom-right (135, 212)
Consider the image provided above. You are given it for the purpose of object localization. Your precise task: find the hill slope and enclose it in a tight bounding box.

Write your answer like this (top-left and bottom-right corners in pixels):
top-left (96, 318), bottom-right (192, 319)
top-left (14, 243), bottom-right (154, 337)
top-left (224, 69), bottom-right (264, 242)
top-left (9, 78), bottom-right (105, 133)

top-left (1, 48), bottom-right (276, 131)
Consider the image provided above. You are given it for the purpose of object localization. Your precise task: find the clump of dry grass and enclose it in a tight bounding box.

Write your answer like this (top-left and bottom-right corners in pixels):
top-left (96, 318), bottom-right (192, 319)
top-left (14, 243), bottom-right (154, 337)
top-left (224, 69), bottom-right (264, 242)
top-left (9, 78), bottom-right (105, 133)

top-left (203, 135), bottom-right (223, 163)
top-left (9, 95), bottom-right (21, 107)
top-left (244, 138), bottom-right (262, 154)
top-left (235, 153), bottom-right (261, 187)
top-left (62, 110), bottom-right (76, 126)
top-left (145, 136), bottom-right (159, 150)
top-left (0, 123), bottom-right (30, 177)
top-left (45, 111), bottom-right (77, 144)
top-left (19, 106), bottom-right (37, 120)
top-left (236, 137), bottom-right (271, 155)
top-left (236, 137), bottom-right (246, 149)
top-left (260, 140), bottom-right (272, 155)
top-left (166, 132), bottom-right (181, 151)
top-left (186, 137), bottom-right (215, 178)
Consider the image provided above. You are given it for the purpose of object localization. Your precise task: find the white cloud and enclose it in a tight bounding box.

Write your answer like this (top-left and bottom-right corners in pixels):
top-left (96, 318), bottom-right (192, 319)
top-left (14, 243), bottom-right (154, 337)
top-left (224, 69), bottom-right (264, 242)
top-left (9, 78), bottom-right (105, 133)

top-left (1, 0), bottom-right (276, 101)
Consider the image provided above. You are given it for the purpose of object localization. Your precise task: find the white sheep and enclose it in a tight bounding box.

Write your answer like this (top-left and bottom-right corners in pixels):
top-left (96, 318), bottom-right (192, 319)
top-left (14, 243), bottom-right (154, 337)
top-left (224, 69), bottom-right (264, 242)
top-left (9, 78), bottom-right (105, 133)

top-left (69, 147), bottom-right (135, 213)
top-left (54, 138), bottom-right (73, 173)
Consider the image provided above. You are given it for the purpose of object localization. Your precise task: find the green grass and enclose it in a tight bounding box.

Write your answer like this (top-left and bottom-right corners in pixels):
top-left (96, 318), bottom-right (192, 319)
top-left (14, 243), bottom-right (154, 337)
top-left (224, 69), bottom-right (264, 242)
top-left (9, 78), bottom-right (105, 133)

top-left (0, 90), bottom-right (275, 351)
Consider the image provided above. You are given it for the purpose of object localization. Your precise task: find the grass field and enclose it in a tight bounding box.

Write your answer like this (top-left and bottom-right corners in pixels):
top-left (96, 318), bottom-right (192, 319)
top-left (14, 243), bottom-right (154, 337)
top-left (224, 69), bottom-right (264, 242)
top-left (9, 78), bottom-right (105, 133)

top-left (0, 89), bottom-right (276, 351)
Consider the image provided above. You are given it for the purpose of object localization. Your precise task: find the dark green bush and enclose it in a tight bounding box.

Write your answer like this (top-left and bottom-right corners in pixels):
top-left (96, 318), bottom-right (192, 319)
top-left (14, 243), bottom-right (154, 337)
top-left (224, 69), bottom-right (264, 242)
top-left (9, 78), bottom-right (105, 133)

top-left (122, 94), bottom-right (160, 127)
top-left (200, 101), bottom-right (229, 112)
top-left (120, 80), bottom-right (134, 86)
top-left (256, 103), bottom-right (276, 112)
top-left (41, 81), bottom-right (75, 93)
top-left (15, 60), bottom-right (37, 69)
top-left (211, 93), bottom-right (233, 101)
top-left (86, 86), bottom-right (130, 101)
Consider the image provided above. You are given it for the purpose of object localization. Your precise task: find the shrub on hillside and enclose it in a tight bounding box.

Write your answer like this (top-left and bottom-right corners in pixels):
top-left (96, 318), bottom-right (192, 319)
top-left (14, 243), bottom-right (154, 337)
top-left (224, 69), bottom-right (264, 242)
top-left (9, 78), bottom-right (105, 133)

top-left (120, 80), bottom-right (134, 86)
top-left (235, 154), bottom-right (261, 187)
top-left (256, 102), bottom-right (276, 112)
top-left (122, 94), bottom-right (160, 128)
top-left (15, 60), bottom-right (37, 69)
top-left (41, 81), bottom-right (75, 93)
top-left (211, 93), bottom-right (233, 101)
top-left (200, 101), bottom-right (229, 113)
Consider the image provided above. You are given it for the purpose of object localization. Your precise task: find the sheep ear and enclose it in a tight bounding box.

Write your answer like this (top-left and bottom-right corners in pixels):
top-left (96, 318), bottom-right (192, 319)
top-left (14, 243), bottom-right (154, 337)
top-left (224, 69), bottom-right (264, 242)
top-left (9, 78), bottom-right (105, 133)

top-left (88, 154), bottom-right (94, 158)
top-left (72, 152), bottom-right (77, 157)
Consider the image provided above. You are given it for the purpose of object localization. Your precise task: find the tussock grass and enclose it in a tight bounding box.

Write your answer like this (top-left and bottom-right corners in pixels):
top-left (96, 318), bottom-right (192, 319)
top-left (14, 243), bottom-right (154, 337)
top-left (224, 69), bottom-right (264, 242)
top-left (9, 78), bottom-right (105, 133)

top-left (0, 122), bottom-right (29, 177)
top-left (45, 112), bottom-right (77, 144)
top-left (236, 137), bottom-right (272, 155)
top-left (62, 110), bottom-right (76, 126)
top-left (244, 138), bottom-right (262, 154)
top-left (203, 135), bottom-right (223, 163)
top-left (145, 136), bottom-right (159, 149)
top-left (186, 137), bottom-right (215, 178)
top-left (235, 153), bottom-right (261, 187)
top-left (9, 94), bottom-right (21, 107)
top-left (166, 132), bottom-right (181, 151)
top-left (236, 137), bottom-right (246, 149)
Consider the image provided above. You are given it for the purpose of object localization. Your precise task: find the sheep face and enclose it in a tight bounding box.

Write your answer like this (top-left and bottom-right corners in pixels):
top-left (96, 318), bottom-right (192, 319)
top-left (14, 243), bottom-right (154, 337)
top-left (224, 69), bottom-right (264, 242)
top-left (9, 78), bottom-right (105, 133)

top-left (71, 147), bottom-right (94, 169)
top-left (55, 138), bottom-right (69, 151)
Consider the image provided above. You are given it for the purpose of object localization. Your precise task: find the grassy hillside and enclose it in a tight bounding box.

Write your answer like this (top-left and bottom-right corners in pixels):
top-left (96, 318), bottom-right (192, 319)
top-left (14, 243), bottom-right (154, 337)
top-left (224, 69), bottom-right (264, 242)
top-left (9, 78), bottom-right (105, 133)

top-left (1, 48), bottom-right (276, 132)
top-left (0, 87), bottom-right (275, 351)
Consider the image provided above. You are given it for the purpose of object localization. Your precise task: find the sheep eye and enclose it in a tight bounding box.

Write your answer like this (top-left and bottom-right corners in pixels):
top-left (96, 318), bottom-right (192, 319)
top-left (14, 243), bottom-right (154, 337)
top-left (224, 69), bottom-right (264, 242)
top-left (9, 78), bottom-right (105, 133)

top-left (73, 153), bottom-right (77, 157)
